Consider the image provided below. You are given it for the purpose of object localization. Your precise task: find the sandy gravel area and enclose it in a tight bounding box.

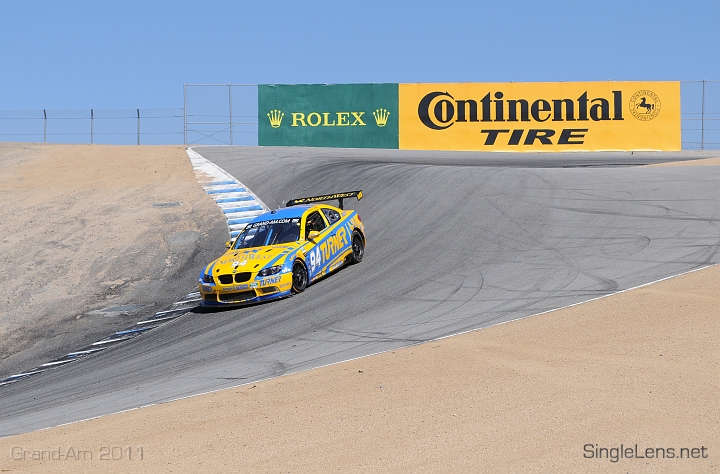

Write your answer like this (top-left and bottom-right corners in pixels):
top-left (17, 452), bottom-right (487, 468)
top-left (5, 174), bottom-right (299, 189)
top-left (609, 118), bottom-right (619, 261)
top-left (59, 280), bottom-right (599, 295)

top-left (644, 156), bottom-right (720, 167)
top-left (0, 143), bottom-right (226, 378)
top-left (0, 150), bottom-right (717, 473)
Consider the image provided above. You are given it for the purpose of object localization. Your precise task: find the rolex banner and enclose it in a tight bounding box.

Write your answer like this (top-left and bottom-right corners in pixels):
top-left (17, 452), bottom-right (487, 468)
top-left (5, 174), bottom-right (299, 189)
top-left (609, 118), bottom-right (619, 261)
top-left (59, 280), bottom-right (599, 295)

top-left (398, 81), bottom-right (681, 151)
top-left (258, 83), bottom-right (398, 148)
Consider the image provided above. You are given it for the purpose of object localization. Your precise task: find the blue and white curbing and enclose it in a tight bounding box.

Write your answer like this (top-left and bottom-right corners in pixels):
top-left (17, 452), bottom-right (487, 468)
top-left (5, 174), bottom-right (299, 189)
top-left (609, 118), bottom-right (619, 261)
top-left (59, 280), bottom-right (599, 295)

top-left (0, 292), bottom-right (201, 386)
top-left (187, 148), bottom-right (268, 238)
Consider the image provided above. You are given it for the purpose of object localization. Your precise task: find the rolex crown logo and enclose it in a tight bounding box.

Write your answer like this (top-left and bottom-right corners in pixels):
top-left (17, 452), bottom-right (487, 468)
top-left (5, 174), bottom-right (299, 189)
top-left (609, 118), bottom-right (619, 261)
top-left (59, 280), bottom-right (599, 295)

top-left (267, 109), bottom-right (284, 128)
top-left (373, 108), bottom-right (390, 127)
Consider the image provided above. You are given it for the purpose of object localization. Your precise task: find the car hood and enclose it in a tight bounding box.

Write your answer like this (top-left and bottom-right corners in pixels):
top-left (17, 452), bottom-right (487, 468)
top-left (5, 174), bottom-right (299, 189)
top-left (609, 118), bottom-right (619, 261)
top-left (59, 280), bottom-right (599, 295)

top-left (209, 243), bottom-right (301, 275)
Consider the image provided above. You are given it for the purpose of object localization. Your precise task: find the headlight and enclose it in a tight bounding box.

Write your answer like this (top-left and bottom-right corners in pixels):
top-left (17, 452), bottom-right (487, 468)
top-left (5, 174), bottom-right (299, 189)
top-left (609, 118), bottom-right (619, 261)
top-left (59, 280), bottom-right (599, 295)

top-left (202, 273), bottom-right (214, 284)
top-left (257, 265), bottom-right (281, 277)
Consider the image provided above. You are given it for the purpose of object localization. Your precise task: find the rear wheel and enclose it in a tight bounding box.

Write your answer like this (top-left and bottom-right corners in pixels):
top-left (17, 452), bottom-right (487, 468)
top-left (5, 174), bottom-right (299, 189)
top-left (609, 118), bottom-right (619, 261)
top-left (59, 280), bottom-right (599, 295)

top-left (351, 233), bottom-right (364, 264)
top-left (292, 260), bottom-right (308, 293)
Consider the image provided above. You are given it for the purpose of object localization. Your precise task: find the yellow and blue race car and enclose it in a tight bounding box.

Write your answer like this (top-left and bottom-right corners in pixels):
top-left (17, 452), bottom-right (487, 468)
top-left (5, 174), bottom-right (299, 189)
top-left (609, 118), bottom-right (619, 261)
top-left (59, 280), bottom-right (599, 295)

top-left (199, 191), bottom-right (365, 306)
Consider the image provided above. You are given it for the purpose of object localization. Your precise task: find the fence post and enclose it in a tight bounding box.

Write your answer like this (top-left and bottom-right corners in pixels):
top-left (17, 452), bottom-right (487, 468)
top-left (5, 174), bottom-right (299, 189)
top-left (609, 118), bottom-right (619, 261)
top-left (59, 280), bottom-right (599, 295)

top-left (137, 109), bottom-right (141, 145)
top-left (43, 109), bottom-right (47, 143)
top-left (90, 109), bottom-right (94, 144)
top-left (701, 80), bottom-right (706, 150)
top-left (183, 84), bottom-right (187, 145)
top-left (229, 84), bottom-right (233, 145)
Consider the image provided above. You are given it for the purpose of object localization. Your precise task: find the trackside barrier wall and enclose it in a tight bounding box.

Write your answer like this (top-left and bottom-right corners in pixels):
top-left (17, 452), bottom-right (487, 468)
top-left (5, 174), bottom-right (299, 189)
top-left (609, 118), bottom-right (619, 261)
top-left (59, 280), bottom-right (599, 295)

top-left (257, 81), bottom-right (681, 152)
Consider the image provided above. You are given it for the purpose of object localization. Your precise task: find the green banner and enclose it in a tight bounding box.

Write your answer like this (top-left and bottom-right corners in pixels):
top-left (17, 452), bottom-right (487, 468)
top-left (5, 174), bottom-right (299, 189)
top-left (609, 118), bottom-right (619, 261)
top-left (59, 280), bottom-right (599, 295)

top-left (258, 83), bottom-right (398, 148)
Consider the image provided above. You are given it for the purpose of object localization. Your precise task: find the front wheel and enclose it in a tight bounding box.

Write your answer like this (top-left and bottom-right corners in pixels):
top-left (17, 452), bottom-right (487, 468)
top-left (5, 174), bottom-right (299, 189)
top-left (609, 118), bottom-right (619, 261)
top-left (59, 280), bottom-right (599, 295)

top-left (292, 260), bottom-right (308, 293)
top-left (351, 233), bottom-right (364, 264)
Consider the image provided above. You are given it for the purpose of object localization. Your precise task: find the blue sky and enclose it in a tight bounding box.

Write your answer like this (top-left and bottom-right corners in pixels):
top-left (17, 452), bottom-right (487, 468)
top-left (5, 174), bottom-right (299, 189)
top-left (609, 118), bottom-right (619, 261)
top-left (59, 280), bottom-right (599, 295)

top-left (1, 0), bottom-right (719, 110)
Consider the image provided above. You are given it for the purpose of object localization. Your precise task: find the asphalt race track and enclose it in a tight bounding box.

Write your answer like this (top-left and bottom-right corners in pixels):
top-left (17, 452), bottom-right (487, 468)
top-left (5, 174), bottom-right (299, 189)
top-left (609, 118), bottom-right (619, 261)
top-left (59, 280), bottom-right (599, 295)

top-left (2, 147), bottom-right (719, 437)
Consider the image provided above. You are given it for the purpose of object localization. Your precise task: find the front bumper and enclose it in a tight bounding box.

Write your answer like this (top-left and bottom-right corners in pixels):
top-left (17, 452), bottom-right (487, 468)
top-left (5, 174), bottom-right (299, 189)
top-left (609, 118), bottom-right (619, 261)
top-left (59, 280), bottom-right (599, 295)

top-left (199, 272), bottom-right (293, 306)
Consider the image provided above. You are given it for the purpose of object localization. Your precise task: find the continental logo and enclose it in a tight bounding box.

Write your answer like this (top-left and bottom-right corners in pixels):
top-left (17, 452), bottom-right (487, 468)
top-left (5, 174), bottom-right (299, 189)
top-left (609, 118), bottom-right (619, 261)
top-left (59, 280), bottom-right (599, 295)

top-left (417, 90), bottom-right (625, 145)
top-left (629, 90), bottom-right (661, 121)
top-left (418, 90), bottom-right (625, 128)
top-left (265, 110), bottom-right (392, 128)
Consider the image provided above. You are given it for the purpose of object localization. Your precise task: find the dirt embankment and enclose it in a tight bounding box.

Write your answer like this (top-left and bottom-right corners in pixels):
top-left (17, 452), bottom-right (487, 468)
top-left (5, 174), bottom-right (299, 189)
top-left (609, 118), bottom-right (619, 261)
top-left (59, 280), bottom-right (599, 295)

top-left (0, 143), bottom-right (226, 378)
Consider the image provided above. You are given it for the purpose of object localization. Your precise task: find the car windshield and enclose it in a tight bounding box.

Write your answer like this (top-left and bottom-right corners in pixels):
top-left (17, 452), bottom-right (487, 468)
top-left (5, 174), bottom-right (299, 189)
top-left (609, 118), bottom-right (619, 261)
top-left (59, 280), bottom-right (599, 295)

top-left (233, 218), bottom-right (301, 249)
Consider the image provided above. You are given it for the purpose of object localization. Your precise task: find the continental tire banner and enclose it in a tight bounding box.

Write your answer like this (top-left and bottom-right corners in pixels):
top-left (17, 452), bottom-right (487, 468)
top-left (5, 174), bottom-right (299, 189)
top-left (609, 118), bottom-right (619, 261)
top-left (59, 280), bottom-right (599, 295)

top-left (398, 82), bottom-right (681, 151)
top-left (259, 83), bottom-right (398, 148)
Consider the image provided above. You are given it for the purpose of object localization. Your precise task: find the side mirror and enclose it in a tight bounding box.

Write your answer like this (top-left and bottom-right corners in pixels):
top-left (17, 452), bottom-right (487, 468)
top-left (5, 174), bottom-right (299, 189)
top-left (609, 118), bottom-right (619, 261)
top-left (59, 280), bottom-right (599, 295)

top-left (225, 241), bottom-right (233, 249)
top-left (308, 231), bottom-right (321, 241)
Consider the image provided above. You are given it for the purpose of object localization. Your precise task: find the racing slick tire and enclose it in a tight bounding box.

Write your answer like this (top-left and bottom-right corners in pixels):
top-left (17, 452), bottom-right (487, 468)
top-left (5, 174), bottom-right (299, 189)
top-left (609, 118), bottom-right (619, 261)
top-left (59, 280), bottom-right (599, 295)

top-left (351, 232), bottom-right (364, 264)
top-left (292, 259), bottom-right (308, 293)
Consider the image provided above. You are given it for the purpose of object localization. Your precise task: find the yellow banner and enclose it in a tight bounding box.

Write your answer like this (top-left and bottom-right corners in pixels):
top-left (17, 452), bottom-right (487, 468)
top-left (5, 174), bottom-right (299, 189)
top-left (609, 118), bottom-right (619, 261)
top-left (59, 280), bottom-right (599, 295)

top-left (399, 82), bottom-right (680, 152)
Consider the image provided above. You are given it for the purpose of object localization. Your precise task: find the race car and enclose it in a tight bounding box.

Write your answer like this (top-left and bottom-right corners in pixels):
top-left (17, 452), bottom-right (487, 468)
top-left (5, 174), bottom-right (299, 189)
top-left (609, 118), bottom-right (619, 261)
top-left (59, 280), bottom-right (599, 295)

top-left (198, 191), bottom-right (365, 306)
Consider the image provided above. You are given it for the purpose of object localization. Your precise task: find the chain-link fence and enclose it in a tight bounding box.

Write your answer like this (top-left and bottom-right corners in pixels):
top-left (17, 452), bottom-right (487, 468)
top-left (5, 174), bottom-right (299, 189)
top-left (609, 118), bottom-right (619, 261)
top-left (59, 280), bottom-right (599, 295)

top-left (183, 84), bottom-right (258, 146)
top-left (1, 81), bottom-right (718, 149)
top-left (681, 80), bottom-right (720, 150)
top-left (0, 108), bottom-right (184, 145)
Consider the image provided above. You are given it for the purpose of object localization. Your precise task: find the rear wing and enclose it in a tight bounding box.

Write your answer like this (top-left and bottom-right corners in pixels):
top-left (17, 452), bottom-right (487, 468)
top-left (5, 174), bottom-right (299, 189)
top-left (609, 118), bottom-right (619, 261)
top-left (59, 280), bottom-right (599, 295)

top-left (286, 190), bottom-right (363, 210)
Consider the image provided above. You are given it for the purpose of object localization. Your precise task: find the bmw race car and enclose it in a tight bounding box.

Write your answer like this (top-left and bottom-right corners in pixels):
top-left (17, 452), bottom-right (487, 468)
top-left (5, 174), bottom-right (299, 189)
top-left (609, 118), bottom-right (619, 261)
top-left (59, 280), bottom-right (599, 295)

top-left (199, 191), bottom-right (365, 306)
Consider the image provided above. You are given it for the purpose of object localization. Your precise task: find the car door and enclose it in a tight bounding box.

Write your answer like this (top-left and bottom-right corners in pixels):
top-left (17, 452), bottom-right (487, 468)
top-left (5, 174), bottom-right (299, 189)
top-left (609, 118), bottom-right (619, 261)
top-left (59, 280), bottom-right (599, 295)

top-left (321, 206), bottom-right (352, 257)
top-left (303, 210), bottom-right (330, 279)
